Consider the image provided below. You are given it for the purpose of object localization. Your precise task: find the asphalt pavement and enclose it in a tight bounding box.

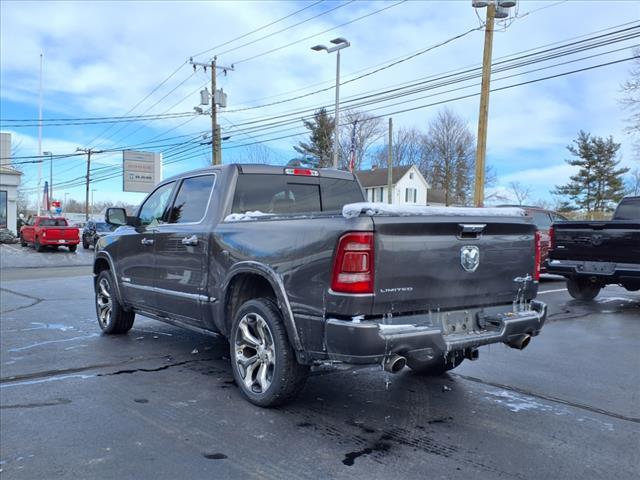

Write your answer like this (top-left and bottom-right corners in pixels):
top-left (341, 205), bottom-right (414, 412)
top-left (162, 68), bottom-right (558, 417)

top-left (0, 249), bottom-right (638, 479)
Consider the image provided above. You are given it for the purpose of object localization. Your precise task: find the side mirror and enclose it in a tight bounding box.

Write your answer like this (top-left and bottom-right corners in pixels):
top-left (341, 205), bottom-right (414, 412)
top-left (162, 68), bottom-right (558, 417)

top-left (105, 208), bottom-right (127, 226)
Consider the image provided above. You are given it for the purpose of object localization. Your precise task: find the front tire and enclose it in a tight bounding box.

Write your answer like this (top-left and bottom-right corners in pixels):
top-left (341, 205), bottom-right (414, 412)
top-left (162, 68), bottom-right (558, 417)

top-left (82, 238), bottom-right (89, 249)
top-left (20, 235), bottom-right (27, 247)
top-left (35, 238), bottom-right (44, 252)
top-left (95, 270), bottom-right (135, 334)
top-left (567, 277), bottom-right (601, 301)
top-left (230, 298), bottom-right (308, 407)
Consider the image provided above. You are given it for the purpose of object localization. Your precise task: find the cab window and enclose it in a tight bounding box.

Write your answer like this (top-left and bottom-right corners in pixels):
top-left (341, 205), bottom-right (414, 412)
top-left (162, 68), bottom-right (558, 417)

top-left (138, 182), bottom-right (175, 227)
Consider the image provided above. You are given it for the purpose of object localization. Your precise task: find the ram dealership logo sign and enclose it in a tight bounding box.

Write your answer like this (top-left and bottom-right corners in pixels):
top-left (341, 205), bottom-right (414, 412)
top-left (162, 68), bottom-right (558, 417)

top-left (460, 246), bottom-right (480, 272)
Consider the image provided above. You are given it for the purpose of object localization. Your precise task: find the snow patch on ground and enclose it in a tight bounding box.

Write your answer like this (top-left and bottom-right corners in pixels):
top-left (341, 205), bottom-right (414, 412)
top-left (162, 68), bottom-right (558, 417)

top-left (224, 211), bottom-right (272, 222)
top-left (342, 203), bottom-right (525, 219)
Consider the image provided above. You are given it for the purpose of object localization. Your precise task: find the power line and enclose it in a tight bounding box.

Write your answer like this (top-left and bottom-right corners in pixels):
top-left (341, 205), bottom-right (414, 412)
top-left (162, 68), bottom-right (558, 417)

top-left (190, 0), bottom-right (325, 58)
top-left (231, 0), bottom-right (408, 65)
top-left (215, 1), bottom-right (355, 58)
top-left (30, 54), bottom-right (634, 193)
top-left (1, 112), bottom-right (198, 128)
top-left (227, 25), bottom-right (482, 112)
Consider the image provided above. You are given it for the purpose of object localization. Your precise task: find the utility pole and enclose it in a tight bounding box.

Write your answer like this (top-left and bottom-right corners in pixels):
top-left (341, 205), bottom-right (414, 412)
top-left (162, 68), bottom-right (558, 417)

top-left (473, 2), bottom-right (495, 207)
top-left (43, 151), bottom-right (53, 200)
top-left (190, 57), bottom-right (233, 165)
top-left (387, 118), bottom-right (393, 204)
top-left (76, 148), bottom-right (102, 221)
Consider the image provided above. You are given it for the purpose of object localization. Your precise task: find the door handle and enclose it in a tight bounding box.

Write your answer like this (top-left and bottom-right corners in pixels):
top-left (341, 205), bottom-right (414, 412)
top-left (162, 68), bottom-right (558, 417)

top-left (141, 238), bottom-right (154, 246)
top-left (181, 235), bottom-right (198, 246)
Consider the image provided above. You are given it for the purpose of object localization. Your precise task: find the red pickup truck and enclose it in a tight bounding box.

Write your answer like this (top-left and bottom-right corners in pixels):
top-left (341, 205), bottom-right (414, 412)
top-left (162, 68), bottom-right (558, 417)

top-left (20, 216), bottom-right (80, 252)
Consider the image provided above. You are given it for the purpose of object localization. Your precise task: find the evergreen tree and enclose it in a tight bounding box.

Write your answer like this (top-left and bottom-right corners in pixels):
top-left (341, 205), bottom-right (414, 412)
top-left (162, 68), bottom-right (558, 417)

top-left (553, 131), bottom-right (629, 214)
top-left (294, 108), bottom-right (335, 167)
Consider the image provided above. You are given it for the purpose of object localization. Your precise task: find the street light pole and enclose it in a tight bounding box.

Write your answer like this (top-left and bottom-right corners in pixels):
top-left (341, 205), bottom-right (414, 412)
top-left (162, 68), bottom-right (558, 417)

top-left (333, 48), bottom-right (342, 169)
top-left (311, 37), bottom-right (350, 169)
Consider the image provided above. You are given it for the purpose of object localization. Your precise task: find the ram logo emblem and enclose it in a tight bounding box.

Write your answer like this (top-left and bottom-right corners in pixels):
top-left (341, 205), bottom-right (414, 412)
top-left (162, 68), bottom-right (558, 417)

top-left (460, 246), bottom-right (480, 272)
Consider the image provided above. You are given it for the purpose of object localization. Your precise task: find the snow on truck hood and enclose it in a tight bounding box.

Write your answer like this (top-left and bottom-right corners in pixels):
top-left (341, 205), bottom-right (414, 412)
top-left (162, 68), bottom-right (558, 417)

top-left (342, 203), bottom-right (525, 219)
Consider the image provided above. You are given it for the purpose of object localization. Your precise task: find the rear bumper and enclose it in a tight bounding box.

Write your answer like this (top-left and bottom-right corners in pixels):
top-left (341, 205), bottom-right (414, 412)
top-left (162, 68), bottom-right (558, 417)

top-left (546, 259), bottom-right (640, 282)
top-left (40, 239), bottom-right (79, 246)
top-left (324, 300), bottom-right (547, 364)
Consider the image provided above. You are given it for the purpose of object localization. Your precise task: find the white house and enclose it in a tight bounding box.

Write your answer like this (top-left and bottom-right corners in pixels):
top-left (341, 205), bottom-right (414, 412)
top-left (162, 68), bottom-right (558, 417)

top-left (0, 133), bottom-right (22, 234)
top-left (356, 165), bottom-right (431, 205)
top-left (0, 165), bottom-right (22, 234)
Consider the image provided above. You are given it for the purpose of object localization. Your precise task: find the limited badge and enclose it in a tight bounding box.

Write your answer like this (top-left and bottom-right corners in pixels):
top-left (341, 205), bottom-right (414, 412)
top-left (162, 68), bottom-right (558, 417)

top-left (460, 245), bottom-right (480, 272)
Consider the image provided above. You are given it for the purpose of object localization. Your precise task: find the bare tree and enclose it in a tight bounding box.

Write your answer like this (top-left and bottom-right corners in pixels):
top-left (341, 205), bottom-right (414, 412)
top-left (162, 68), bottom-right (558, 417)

top-left (373, 126), bottom-right (423, 168)
top-left (621, 46), bottom-right (640, 159)
top-left (627, 167), bottom-right (640, 195)
top-left (243, 144), bottom-right (277, 165)
top-left (338, 110), bottom-right (385, 171)
top-left (508, 181), bottom-right (532, 205)
top-left (421, 108), bottom-right (476, 205)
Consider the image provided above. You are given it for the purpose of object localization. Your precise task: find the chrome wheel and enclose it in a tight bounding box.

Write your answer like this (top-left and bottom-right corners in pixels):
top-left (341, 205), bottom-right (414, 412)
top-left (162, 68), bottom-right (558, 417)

top-left (97, 277), bottom-right (112, 328)
top-left (233, 313), bottom-right (275, 394)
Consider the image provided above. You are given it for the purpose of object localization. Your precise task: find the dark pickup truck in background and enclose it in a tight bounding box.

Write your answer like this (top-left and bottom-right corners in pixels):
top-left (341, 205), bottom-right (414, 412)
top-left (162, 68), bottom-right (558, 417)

top-left (94, 164), bottom-right (546, 407)
top-left (547, 196), bottom-right (640, 300)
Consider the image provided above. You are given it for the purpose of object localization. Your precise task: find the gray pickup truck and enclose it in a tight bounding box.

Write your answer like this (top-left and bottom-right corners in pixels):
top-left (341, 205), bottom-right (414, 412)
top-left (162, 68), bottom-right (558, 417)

top-left (95, 164), bottom-right (547, 406)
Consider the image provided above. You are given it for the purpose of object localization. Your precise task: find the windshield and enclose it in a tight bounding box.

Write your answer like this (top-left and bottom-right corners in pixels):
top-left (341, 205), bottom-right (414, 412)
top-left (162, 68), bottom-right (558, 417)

top-left (95, 222), bottom-right (115, 232)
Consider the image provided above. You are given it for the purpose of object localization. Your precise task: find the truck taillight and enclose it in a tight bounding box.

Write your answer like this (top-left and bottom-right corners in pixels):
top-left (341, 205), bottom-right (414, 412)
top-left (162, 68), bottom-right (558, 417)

top-left (331, 232), bottom-right (374, 294)
top-left (534, 230), bottom-right (541, 281)
top-left (548, 225), bottom-right (555, 250)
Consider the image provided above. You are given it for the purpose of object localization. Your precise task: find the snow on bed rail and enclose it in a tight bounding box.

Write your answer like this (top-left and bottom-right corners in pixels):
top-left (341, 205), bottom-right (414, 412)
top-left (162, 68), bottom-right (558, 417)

top-left (342, 202), bottom-right (524, 219)
top-left (224, 211), bottom-right (272, 222)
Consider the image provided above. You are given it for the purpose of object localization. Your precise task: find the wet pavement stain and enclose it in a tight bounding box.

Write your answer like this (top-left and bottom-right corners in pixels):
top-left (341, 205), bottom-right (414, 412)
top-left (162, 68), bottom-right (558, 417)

top-left (133, 398), bottom-right (149, 404)
top-left (342, 439), bottom-right (392, 466)
top-left (203, 453), bottom-right (228, 460)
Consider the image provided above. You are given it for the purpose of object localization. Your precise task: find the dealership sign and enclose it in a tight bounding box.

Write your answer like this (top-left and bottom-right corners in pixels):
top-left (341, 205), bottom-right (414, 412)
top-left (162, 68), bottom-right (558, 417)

top-left (122, 151), bottom-right (162, 193)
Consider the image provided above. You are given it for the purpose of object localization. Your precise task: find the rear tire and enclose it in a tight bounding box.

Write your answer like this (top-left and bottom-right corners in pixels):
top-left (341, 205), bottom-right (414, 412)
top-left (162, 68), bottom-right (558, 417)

top-left (230, 298), bottom-right (308, 407)
top-left (68, 245), bottom-right (77, 253)
top-left (95, 270), bottom-right (135, 334)
top-left (82, 238), bottom-right (89, 249)
top-left (567, 277), bottom-right (601, 301)
top-left (408, 351), bottom-right (465, 376)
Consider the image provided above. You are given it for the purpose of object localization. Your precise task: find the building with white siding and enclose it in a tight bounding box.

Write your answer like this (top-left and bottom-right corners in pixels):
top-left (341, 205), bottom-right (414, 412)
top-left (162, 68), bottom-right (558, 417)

top-left (356, 165), bottom-right (433, 206)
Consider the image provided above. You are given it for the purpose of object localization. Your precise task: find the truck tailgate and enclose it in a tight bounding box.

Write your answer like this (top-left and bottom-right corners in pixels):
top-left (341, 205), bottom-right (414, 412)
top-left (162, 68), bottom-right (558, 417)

top-left (45, 227), bottom-right (79, 240)
top-left (551, 221), bottom-right (640, 263)
top-left (371, 216), bottom-right (536, 315)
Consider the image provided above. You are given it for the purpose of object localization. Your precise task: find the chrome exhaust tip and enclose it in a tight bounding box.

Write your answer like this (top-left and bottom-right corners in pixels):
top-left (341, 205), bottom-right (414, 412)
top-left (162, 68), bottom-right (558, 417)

top-left (507, 334), bottom-right (531, 350)
top-left (383, 354), bottom-right (406, 374)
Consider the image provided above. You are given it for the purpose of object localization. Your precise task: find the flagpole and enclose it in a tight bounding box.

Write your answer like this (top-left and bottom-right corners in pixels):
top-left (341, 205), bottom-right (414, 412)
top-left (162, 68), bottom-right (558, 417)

top-left (36, 53), bottom-right (43, 216)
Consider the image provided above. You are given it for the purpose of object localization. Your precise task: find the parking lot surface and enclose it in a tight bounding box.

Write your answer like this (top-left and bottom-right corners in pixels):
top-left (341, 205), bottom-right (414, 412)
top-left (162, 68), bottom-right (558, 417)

top-left (1, 250), bottom-right (638, 479)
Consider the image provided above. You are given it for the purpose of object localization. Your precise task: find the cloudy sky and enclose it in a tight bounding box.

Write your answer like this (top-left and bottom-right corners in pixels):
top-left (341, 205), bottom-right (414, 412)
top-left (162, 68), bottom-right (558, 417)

top-left (1, 0), bottom-right (638, 207)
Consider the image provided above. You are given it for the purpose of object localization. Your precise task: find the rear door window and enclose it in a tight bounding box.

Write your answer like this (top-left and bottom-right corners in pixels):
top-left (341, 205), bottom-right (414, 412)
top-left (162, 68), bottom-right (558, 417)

top-left (168, 175), bottom-right (215, 224)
